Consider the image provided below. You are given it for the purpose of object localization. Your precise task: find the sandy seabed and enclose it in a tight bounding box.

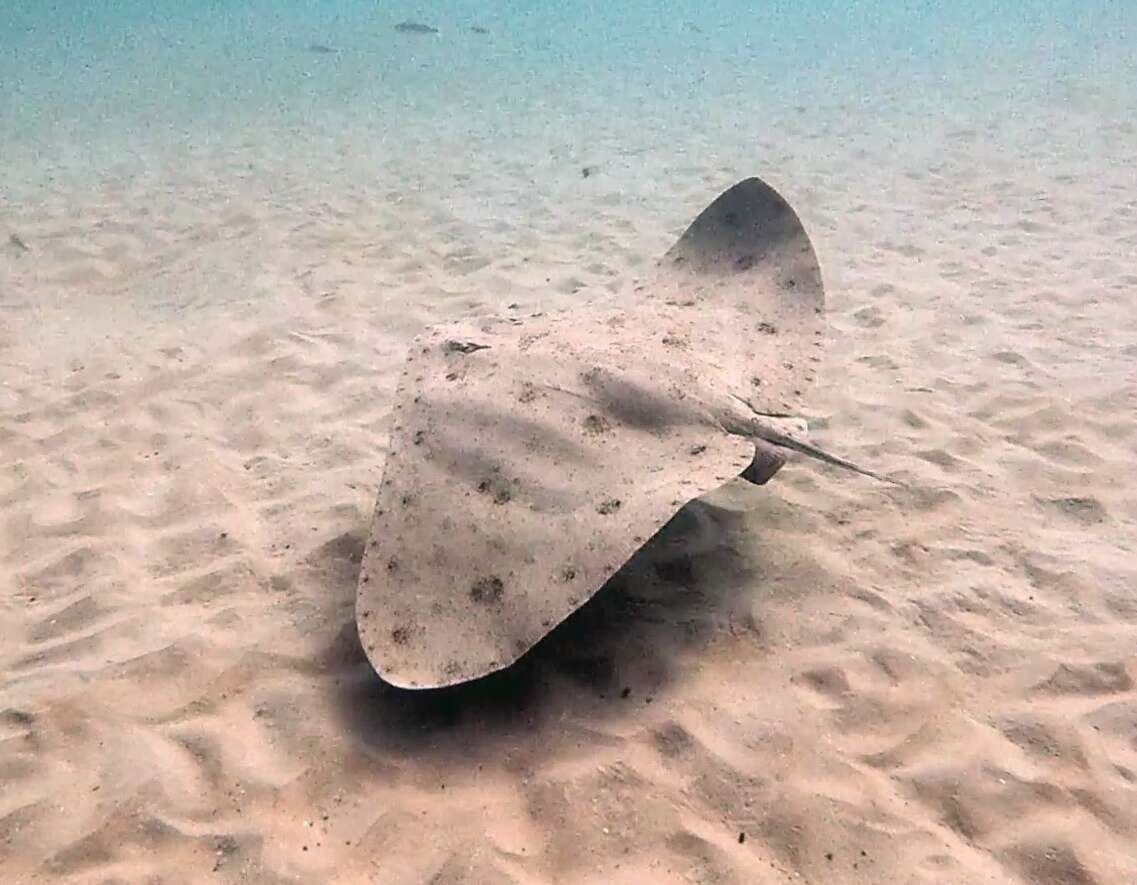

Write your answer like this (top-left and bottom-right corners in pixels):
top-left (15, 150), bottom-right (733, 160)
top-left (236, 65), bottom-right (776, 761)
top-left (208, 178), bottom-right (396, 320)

top-left (2, 68), bottom-right (1137, 884)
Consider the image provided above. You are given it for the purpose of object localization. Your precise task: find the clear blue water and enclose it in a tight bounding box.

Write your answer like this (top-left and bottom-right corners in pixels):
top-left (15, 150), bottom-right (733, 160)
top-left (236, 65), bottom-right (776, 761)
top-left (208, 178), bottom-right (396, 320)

top-left (3, 1), bottom-right (1134, 183)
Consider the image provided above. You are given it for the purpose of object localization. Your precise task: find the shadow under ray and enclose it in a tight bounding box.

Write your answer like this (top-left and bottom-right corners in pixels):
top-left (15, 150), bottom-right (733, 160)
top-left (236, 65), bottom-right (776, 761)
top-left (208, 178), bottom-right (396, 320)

top-left (324, 493), bottom-right (765, 759)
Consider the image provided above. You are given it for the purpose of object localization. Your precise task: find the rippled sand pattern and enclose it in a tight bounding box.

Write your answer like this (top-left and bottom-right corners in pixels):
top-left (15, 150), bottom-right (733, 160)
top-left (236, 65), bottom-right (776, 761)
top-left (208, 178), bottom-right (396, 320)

top-left (3, 71), bottom-right (1137, 885)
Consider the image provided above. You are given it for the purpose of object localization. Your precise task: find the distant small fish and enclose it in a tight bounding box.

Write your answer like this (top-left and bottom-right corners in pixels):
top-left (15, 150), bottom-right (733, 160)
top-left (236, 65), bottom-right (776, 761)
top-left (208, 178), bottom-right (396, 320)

top-left (307, 43), bottom-right (338, 54)
top-left (395, 21), bottom-right (438, 35)
top-left (471, 26), bottom-right (489, 35)
top-left (8, 233), bottom-right (29, 252)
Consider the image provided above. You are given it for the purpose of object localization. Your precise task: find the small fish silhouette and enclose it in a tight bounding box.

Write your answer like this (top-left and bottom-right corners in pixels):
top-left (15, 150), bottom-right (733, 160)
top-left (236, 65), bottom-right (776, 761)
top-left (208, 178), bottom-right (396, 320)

top-left (395, 21), bottom-right (438, 35)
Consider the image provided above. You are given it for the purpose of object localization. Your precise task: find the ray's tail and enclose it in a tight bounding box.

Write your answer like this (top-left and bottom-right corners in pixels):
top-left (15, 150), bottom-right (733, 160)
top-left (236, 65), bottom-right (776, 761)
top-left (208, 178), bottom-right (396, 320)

top-left (752, 425), bottom-right (902, 485)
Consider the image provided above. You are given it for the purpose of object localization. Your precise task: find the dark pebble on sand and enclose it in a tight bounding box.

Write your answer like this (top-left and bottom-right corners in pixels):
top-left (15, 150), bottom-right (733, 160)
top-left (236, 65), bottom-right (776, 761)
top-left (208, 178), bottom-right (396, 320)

top-left (739, 832), bottom-right (746, 844)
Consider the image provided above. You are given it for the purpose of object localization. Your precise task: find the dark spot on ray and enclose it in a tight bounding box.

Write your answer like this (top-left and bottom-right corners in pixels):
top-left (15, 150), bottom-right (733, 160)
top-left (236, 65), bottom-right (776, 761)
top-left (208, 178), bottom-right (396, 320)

top-left (470, 576), bottom-right (504, 603)
top-left (583, 414), bottom-right (611, 435)
top-left (477, 477), bottom-right (512, 504)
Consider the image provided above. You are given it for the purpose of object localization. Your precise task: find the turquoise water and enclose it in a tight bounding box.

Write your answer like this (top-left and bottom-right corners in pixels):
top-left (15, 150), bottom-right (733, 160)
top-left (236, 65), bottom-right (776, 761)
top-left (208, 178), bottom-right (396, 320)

top-left (3, 1), bottom-right (1135, 183)
top-left (4, 1), bottom-right (1134, 374)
